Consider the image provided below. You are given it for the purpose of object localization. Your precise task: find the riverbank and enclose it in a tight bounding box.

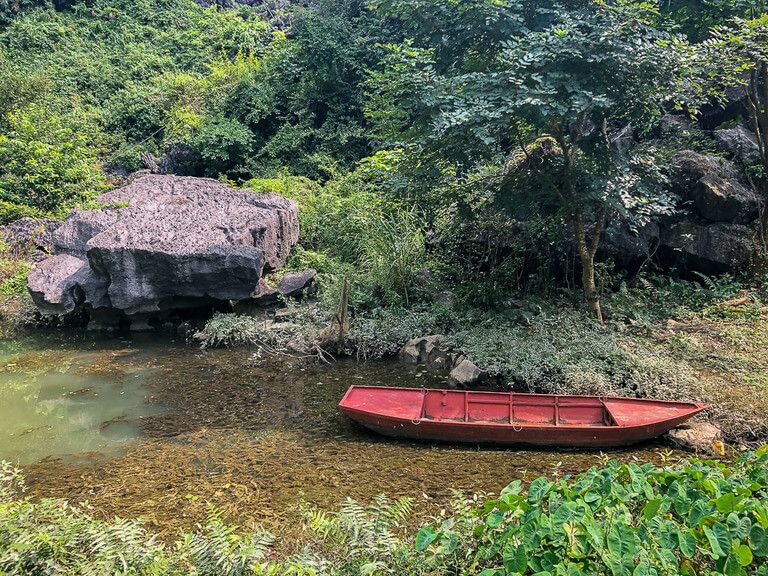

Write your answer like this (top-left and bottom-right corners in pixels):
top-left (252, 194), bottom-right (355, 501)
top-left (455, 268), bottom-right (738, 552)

top-left (3, 449), bottom-right (765, 574)
top-left (191, 274), bottom-right (768, 446)
top-left (0, 332), bottom-right (685, 541)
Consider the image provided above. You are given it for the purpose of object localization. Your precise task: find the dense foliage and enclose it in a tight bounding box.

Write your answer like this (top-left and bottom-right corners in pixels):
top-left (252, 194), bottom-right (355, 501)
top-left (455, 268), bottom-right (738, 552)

top-left (0, 0), bottom-right (766, 314)
top-left (4, 451), bottom-right (768, 574)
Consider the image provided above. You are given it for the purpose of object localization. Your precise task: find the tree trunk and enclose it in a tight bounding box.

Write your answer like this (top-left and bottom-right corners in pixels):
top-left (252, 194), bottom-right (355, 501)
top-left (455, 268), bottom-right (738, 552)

top-left (578, 251), bottom-right (603, 324)
top-left (571, 207), bottom-right (606, 324)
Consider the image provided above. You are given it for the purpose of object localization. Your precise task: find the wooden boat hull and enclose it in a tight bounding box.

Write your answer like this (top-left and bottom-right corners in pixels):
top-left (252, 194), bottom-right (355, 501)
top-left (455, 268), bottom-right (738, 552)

top-left (339, 386), bottom-right (707, 448)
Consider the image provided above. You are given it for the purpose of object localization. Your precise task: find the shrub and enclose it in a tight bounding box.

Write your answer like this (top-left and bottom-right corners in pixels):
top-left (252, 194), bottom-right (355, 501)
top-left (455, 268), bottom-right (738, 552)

top-left (0, 200), bottom-right (44, 225)
top-left (345, 306), bottom-right (440, 359)
top-left (417, 449), bottom-right (768, 575)
top-left (0, 104), bottom-right (105, 215)
top-left (449, 307), bottom-right (692, 399)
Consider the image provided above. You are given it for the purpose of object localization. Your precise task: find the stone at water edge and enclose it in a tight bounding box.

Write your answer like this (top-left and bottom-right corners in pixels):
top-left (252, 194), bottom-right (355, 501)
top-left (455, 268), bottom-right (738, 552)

top-left (27, 174), bottom-right (300, 324)
top-left (398, 335), bottom-right (447, 366)
top-left (27, 254), bottom-right (109, 315)
top-left (277, 268), bottom-right (317, 298)
top-left (449, 359), bottom-right (483, 387)
top-left (398, 335), bottom-right (482, 383)
top-left (666, 422), bottom-right (724, 456)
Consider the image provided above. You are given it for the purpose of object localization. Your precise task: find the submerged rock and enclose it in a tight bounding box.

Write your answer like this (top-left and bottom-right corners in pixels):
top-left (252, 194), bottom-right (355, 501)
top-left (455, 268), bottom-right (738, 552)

top-left (28, 174), bottom-right (300, 325)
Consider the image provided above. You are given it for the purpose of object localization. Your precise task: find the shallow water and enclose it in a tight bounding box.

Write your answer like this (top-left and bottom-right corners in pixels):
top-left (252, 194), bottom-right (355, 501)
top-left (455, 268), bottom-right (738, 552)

top-left (0, 332), bottom-right (683, 537)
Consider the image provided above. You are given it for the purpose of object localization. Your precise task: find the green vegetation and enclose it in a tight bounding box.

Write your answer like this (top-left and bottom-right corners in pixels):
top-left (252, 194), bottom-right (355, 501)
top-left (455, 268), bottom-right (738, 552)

top-left (0, 0), bottom-right (766, 316)
top-left (4, 450), bottom-right (768, 574)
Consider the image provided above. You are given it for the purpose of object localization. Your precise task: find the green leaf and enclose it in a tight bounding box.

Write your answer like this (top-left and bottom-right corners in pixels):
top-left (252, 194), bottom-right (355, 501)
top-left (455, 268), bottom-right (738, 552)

top-left (643, 498), bottom-right (662, 520)
top-left (633, 558), bottom-right (650, 576)
top-left (503, 542), bottom-right (528, 575)
top-left (415, 526), bottom-right (438, 552)
top-left (734, 543), bottom-right (753, 567)
top-left (487, 509), bottom-right (506, 528)
top-left (704, 522), bottom-right (731, 558)
top-left (716, 493), bottom-right (738, 514)
top-left (750, 524), bottom-right (768, 557)
top-left (501, 480), bottom-right (524, 498)
top-left (728, 512), bottom-right (751, 540)
top-left (678, 529), bottom-right (697, 559)
top-left (607, 522), bottom-right (637, 560)
top-left (528, 477), bottom-right (553, 503)
top-left (723, 552), bottom-right (744, 576)
top-left (687, 500), bottom-right (711, 527)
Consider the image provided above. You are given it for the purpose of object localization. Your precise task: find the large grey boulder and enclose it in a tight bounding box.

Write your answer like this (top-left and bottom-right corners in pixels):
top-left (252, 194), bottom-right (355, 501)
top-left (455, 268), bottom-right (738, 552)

top-left (659, 221), bottom-right (755, 274)
top-left (713, 126), bottom-right (761, 166)
top-left (671, 151), bottom-right (758, 224)
top-left (28, 174), bottom-right (300, 323)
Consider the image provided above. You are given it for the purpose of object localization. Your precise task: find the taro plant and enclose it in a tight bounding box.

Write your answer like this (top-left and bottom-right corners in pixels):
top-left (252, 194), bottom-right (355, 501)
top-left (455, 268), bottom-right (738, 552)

top-left (416, 449), bottom-right (768, 576)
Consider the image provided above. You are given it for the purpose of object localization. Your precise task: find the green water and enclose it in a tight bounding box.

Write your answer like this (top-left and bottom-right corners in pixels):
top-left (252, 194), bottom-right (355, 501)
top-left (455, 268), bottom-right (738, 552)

top-left (0, 338), bottom-right (166, 464)
top-left (0, 332), bottom-right (681, 535)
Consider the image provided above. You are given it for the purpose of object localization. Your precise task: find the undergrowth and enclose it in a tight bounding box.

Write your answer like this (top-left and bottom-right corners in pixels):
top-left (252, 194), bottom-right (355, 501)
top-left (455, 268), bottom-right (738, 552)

top-left (3, 451), bottom-right (768, 574)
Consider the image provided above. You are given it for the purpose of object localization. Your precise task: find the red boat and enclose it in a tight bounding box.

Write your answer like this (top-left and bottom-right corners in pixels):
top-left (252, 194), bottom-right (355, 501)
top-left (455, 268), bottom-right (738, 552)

top-left (339, 386), bottom-right (707, 448)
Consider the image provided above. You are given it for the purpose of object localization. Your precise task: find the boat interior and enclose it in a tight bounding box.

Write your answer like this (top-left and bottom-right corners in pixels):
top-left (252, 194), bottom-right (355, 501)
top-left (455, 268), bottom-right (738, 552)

top-left (340, 386), bottom-right (703, 428)
top-left (419, 390), bottom-right (693, 427)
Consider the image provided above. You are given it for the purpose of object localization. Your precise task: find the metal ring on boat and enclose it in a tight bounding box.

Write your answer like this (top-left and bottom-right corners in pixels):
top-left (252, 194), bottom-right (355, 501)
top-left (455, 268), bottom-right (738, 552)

top-left (512, 423), bottom-right (523, 432)
top-left (411, 419), bottom-right (421, 425)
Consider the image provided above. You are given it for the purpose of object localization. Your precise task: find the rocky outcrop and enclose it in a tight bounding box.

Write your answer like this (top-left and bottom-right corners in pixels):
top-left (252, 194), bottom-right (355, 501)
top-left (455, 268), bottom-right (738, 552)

top-left (0, 217), bottom-right (61, 262)
top-left (27, 174), bottom-right (300, 326)
top-left (659, 221), bottom-right (755, 272)
top-left (670, 151), bottom-right (758, 224)
top-left (601, 148), bottom-right (759, 275)
top-left (713, 126), bottom-right (761, 167)
top-left (399, 335), bottom-right (484, 387)
top-left (236, 269), bottom-right (318, 310)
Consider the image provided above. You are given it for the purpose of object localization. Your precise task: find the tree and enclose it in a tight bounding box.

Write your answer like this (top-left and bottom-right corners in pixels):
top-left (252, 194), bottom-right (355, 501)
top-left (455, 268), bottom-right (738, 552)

top-left (659, 0), bottom-right (768, 40)
top-left (706, 15), bottom-right (768, 176)
top-left (368, 0), bottom-right (687, 321)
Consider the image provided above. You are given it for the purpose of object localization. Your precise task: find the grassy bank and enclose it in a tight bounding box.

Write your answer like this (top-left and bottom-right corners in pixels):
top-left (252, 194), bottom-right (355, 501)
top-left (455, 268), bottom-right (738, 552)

top-left (193, 273), bottom-right (768, 445)
top-left (2, 450), bottom-right (768, 574)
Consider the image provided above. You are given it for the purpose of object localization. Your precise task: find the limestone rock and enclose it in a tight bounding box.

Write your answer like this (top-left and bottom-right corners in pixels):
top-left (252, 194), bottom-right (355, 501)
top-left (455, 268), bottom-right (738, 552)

top-left (667, 422), bottom-right (723, 455)
top-left (28, 254), bottom-right (90, 315)
top-left (671, 151), bottom-right (758, 224)
top-left (659, 221), bottom-right (755, 274)
top-left (398, 335), bottom-right (446, 366)
top-left (713, 125), bottom-right (761, 166)
top-left (660, 114), bottom-right (691, 136)
top-left (0, 217), bottom-right (61, 262)
top-left (449, 359), bottom-right (482, 387)
top-left (600, 222), bottom-right (660, 267)
top-left (277, 268), bottom-right (317, 298)
top-left (28, 174), bottom-right (300, 322)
